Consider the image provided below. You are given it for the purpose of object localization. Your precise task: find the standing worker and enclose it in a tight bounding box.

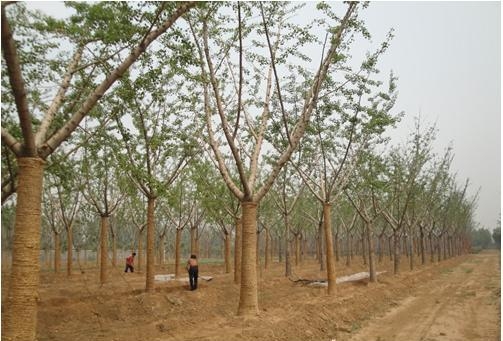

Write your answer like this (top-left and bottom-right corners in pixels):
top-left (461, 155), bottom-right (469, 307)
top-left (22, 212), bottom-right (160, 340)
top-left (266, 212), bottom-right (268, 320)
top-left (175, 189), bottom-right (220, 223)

top-left (125, 252), bottom-right (136, 272)
top-left (186, 254), bottom-right (199, 290)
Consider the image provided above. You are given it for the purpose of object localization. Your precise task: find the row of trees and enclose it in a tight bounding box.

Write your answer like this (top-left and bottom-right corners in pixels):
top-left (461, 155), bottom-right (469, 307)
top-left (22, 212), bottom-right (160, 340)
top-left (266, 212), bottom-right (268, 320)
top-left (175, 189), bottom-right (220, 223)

top-left (1, 2), bottom-right (479, 340)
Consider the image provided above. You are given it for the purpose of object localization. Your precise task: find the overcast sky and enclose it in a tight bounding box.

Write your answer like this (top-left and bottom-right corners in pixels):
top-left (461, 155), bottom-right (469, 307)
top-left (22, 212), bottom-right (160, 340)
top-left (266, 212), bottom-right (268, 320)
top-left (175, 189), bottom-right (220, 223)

top-left (26, 1), bottom-right (501, 230)
top-left (359, 2), bottom-right (501, 230)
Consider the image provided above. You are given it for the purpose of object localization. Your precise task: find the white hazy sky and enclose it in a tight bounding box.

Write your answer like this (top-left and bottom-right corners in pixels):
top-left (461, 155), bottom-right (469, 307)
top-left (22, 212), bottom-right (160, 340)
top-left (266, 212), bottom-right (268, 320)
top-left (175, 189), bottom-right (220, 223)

top-left (25, 1), bottom-right (501, 230)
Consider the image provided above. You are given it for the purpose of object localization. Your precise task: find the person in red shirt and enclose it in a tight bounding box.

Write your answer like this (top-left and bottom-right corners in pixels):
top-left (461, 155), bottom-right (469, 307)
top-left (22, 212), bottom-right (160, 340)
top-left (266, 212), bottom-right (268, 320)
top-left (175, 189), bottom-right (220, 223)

top-left (125, 252), bottom-right (136, 273)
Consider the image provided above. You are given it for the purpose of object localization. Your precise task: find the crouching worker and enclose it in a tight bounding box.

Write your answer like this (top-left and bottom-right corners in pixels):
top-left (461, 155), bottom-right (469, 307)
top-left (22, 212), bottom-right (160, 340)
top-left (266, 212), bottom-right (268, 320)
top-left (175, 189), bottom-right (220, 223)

top-left (125, 252), bottom-right (136, 272)
top-left (186, 254), bottom-right (198, 290)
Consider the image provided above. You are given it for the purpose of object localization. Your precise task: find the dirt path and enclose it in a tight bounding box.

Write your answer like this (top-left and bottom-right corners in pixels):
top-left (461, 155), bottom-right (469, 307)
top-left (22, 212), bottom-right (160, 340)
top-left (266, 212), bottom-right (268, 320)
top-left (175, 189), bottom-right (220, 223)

top-left (349, 251), bottom-right (501, 341)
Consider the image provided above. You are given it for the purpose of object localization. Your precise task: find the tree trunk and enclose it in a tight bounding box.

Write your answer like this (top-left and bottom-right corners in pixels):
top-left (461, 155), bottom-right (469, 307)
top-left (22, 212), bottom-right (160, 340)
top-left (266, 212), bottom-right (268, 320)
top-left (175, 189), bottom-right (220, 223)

top-left (137, 230), bottom-right (143, 271)
top-left (393, 230), bottom-right (400, 275)
top-left (323, 203), bottom-right (337, 295)
top-left (378, 234), bottom-right (383, 263)
top-left (2, 157), bottom-right (44, 341)
top-left (294, 234), bottom-right (300, 266)
top-left (237, 201), bottom-right (259, 316)
top-left (66, 224), bottom-right (73, 276)
top-left (112, 229), bottom-right (117, 268)
top-left (159, 234), bottom-right (166, 266)
top-left (224, 232), bottom-right (231, 273)
top-left (334, 232), bottom-right (340, 262)
top-left (146, 197), bottom-right (156, 292)
top-left (361, 233), bottom-right (367, 266)
top-left (284, 214), bottom-right (292, 277)
top-left (345, 233), bottom-right (351, 267)
top-left (408, 233), bottom-right (414, 271)
top-left (420, 225), bottom-right (425, 265)
top-left (54, 232), bottom-right (61, 273)
top-left (318, 219), bottom-right (325, 270)
top-left (234, 217), bottom-right (242, 284)
top-left (367, 221), bottom-right (376, 283)
top-left (190, 227), bottom-right (197, 255)
top-left (256, 230), bottom-right (261, 267)
top-left (264, 228), bottom-right (270, 270)
top-left (100, 215), bottom-right (108, 285)
top-left (175, 228), bottom-right (182, 278)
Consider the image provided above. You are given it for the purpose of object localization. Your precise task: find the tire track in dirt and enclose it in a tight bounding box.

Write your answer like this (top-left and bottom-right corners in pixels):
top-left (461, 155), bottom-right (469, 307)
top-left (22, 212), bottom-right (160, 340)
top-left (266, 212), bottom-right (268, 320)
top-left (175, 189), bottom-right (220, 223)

top-left (349, 251), bottom-right (500, 341)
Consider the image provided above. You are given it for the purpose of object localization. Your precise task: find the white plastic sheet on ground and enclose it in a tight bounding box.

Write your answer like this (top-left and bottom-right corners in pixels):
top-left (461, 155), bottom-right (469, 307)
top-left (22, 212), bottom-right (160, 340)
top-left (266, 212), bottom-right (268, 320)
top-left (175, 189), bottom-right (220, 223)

top-left (154, 274), bottom-right (213, 282)
top-left (307, 271), bottom-right (386, 287)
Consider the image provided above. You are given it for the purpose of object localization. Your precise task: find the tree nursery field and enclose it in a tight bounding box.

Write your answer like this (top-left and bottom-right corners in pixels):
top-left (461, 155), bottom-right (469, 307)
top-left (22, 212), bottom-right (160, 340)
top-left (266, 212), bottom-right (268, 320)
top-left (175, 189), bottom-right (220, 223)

top-left (2, 250), bottom-right (499, 341)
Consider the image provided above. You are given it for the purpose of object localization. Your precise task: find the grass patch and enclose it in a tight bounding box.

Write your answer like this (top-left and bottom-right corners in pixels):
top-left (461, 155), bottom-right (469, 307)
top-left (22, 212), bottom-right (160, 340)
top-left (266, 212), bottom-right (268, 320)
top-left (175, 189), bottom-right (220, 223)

top-left (351, 322), bottom-right (361, 332)
top-left (440, 268), bottom-right (453, 274)
top-left (462, 267), bottom-right (473, 274)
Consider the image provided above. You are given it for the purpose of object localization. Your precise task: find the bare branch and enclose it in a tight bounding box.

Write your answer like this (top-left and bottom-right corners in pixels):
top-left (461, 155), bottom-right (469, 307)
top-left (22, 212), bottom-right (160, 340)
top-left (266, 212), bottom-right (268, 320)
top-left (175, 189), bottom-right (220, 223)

top-left (1, 6), bottom-right (36, 155)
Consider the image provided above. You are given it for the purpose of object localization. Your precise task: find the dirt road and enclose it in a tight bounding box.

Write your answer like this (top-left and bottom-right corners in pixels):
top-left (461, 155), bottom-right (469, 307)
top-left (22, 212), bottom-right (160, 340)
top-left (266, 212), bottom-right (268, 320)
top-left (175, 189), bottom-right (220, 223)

top-left (349, 250), bottom-right (501, 341)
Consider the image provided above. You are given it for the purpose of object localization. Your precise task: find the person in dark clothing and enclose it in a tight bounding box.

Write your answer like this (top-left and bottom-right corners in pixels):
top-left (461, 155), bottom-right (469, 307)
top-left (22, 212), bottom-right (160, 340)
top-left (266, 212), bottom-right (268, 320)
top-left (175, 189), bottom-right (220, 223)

top-left (125, 252), bottom-right (136, 272)
top-left (186, 254), bottom-right (199, 290)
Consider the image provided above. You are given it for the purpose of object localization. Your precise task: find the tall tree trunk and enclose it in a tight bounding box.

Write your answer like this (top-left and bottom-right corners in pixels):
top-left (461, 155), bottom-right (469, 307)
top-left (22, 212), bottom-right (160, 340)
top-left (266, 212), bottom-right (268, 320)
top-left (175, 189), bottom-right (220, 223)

top-left (54, 232), bottom-right (60, 273)
top-left (378, 234), bottom-right (383, 263)
top-left (2, 157), bottom-right (44, 341)
top-left (264, 228), bottom-right (270, 270)
top-left (361, 233), bottom-right (367, 266)
top-left (294, 234), bottom-right (300, 266)
top-left (284, 214), bottom-right (292, 277)
top-left (393, 230), bottom-right (400, 275)
top-left (138, 230), bottom-right (143, 271)
top-left (234, 217), bottom-right (242, 284)
top-left (190, 227), bottom-right (197, 255)
top-left (159, 234), bottom-right (166, 266)
top-left (367, 222), bottom-right (376, 282)
top-left (100, 215), bottom-right (108, 285)
top-left (256, 230), bottom-right (261, 267)
top-left (146, 197), bottom-right (156, 292)
top-left (345, 233), bottom-right (351, 267)
top-left (334, 232), bottom-right (340, 262)
top-left (66, 224), bottom-right (73, 276)
top-left (175, 228), bottom-right (182, 278)
top-left (318, 219), bottom-right (325, 270)
top-left (237, 202), bottom-right (259, 316)
top-left (420, 225), bottom-right (425, 265)
top-left (224, 232), bottom-right (231, 273)
top-left (112, 230), bottom-right (117, 268)
top-left (278, 236), bottom-right (283, 262)
top-left (323, 203), bottom-right (336, 295)
top-left (408, 233), bottom-right (414, 271)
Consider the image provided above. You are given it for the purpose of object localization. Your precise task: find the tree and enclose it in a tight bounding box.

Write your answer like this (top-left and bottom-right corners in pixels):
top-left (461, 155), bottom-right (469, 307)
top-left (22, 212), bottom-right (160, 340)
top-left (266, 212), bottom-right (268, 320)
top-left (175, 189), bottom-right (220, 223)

top-left (471, 228), bottom-right (492, 249)
top-left (492, 226), bottom-right (500, 249)
top-left (188, 2), bottom-right (360, 314)
top-left (1, 3), bottom-right (196, 338)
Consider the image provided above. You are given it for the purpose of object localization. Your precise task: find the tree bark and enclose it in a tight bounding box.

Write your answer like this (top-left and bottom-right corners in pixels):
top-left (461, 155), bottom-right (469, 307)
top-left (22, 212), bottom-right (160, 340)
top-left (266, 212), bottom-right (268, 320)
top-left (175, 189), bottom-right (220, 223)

top-left (137, 230), bottom-right (143, 271)
top-left (237, 202), bottom-right (259, 316)
top-left (393, 231), bottom-right (400, 274)
top-left (234, 217), bottom-right (242, 284)
top-left (367, 222), bottom-right (376, 283)
top-left (175, 228), bottom-right (182, 278)
top-left (146, 197), bottom-right (156, 292)
top-left (323, 203), bottom-right (337, 295)
top-left (100, 215), bottom-right (108, 285)
top-left (224, 232), bottom-right (231, 273)
top-left (66, 224), bottom-right (73, 276)
top-left (54, 232), bottom-right (60, 273)
top-left (2, 157), bottom-right (44, 341)
top-left (264, 228), bottom-right (270, 269)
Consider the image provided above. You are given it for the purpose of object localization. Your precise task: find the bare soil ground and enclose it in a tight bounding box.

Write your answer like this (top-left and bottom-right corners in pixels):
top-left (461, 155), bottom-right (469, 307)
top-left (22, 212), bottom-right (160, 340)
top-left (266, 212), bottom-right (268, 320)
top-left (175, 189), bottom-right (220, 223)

top-left (1, 250), bottom-right (500, 341)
